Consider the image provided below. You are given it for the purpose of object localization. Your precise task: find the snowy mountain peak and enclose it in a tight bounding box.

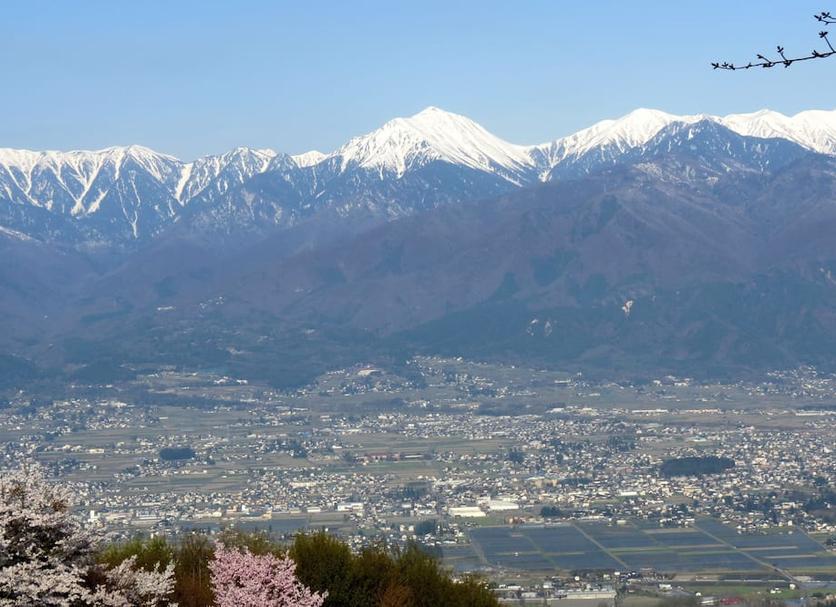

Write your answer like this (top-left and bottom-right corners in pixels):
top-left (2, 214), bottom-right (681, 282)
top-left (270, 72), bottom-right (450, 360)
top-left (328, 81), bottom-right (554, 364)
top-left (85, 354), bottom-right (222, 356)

top-left (528, 107), bottom-right (836, 178)
top-left (413, 105), bottom-right (447, 117)
top-left (719, 110), bottom-right (797, 141)
top-left (115, 143), bottom-right (178, 160)
top-left (541, 106), bottom-right (836, 160)
top-left (174, 147), bottom-right (277, 203)
top-left (531, 108), bottom-right (705, 169)
top-left (332, 106), bottom-right (534, 180)
top-left (718, 108), bottom-right (836, 154)
top-left (609, 108), bottom-right (707, 140)
top-left (6, 105), bottom-right (836, 247)
top-left (225, 146), bottom-right (276, 159)
top-left (292, 150), bottom-right (327, 168)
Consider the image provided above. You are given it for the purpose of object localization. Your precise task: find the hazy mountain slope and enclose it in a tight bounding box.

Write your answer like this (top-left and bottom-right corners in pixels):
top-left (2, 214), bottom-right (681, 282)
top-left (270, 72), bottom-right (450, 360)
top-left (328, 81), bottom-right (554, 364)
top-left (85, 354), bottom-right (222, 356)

top-left (197, 125), bottom-right (836, 377)
top-left (4, 111), bottom-right (836, 386)
top-left (0, 228), bottom-right (96, 352)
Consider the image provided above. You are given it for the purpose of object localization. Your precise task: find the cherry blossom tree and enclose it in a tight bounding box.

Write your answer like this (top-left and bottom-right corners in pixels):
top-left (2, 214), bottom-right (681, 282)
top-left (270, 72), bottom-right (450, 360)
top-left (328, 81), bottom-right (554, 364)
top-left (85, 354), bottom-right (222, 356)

top-left (91, 556), bottom-right (177, 607)
top-left (0, 467), bottom-right (176, 607)
top-left (209, 545), bottom-right (326, 607)
top-left (0, 467), bottom-right (94, 606)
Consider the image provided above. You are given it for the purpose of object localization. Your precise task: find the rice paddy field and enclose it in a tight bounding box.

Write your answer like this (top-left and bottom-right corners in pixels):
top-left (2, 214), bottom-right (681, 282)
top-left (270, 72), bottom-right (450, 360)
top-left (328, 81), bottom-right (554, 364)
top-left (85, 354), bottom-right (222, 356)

top-left (458, 519), bottom-right (836, 578)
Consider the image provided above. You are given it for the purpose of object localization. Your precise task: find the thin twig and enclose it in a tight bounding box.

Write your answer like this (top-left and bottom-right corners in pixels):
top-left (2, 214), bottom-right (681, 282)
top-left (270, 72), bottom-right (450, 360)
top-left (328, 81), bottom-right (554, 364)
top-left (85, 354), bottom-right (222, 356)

top-left (815, 10), bottom-right (836, 24)
top-left (713, 12), bottom-right (836, 70)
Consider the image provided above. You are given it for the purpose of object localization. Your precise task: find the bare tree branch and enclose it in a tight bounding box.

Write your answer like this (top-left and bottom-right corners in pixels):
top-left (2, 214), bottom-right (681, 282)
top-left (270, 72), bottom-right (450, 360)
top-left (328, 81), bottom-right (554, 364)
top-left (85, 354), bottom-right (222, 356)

top-left (815, 10), bottom-right (836, 24)
top-left (712, 11), bottom-right (836, 70)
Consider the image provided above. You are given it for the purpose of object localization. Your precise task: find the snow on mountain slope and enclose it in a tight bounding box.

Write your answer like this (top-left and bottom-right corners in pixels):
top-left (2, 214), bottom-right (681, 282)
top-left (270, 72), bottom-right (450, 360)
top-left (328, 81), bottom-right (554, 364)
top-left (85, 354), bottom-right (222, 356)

top-left (0, 146), bottom-right (181, 216)
top-left (529, 109), bottom-right (707, 180)
top-left (530, 107), bottom-right (836, 179)
top-left (4, 105), bottom-right (836, 246)
top-left (329, 106), bottom-right (535, 183)
top-left (718, 109), bottom-right (836, 155)
top-left (529, 109), bottom-right (702, 167)
top-left (175, 147), bottom-right (276, 203)
top-left (0, 145), bottom-right (286, 244)
top-left (292, 150), bottom-right (326, 168)
top-left (0, 225), bottom-right (32, 241)
top-left (0, 145), bottom-right (279, 214)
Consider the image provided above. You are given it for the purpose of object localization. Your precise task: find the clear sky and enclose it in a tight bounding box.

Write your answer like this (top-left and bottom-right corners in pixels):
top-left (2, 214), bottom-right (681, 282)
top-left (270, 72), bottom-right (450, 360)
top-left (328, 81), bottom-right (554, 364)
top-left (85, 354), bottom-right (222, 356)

top-left (2, 0), bottom-right (836, 159)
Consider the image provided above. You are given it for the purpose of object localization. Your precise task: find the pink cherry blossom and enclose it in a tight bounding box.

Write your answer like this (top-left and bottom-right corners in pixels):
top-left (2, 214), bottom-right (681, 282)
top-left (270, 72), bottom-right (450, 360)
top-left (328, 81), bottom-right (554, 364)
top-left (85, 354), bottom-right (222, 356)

top-left (209, 545), bottom-right (325, 607)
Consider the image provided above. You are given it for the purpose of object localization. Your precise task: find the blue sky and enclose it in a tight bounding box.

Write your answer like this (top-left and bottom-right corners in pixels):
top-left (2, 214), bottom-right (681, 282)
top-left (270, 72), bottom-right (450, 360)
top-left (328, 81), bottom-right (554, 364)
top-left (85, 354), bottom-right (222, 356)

top-left (2, 0), bottom-right (836, 159)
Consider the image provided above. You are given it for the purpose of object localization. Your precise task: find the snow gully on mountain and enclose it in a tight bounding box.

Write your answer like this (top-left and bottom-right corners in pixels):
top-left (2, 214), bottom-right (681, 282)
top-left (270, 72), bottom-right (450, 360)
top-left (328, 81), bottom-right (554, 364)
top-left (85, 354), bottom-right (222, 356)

top-left (2, 106), bottom-right (836, 242)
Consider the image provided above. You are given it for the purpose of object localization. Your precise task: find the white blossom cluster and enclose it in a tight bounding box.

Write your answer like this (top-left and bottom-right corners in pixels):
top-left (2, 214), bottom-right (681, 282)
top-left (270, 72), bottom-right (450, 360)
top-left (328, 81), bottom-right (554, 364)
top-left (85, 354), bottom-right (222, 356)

top-left (0, 468), bottom-right (176, 606)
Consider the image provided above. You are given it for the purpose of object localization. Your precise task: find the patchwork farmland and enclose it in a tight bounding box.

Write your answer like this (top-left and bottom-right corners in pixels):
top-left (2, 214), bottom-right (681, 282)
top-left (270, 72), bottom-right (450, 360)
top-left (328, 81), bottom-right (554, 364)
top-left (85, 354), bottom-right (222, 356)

top-left (461, 519), bottom-right (836, 577)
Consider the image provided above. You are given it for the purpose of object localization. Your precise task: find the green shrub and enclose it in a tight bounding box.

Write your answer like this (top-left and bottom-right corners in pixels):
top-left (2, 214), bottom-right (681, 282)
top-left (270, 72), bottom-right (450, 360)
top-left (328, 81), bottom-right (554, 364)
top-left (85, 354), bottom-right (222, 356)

top-left (99, 535), bottom-right (174, 571)
top-left (173, 533), bottom-right (215, 607)
top-left (96, 530), bottom-right (498, 607)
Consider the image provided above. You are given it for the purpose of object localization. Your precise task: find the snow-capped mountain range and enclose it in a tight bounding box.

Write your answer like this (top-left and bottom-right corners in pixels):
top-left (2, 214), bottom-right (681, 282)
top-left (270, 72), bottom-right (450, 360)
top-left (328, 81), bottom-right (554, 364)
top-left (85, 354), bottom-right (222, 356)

top-left (6, 106), bottom-right (836, 385)
top-left (2, 106), bottom-right (836, 246)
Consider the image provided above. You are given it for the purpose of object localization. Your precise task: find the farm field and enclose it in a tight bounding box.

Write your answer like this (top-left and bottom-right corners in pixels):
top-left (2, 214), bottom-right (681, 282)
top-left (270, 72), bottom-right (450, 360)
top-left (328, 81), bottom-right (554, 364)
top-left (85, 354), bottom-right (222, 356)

top-left (464, 519), bottom-right (836, 577)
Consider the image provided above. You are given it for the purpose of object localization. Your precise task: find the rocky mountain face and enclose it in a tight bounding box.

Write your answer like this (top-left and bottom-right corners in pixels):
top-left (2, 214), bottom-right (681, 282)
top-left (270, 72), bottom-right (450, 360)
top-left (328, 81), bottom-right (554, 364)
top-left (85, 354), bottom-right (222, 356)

top-left (5, 106), bottom-right (836, 250)
top-left (3, 108), bottom-right (836, 386)
top-left (204, 122), bottom-right (835, 376)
